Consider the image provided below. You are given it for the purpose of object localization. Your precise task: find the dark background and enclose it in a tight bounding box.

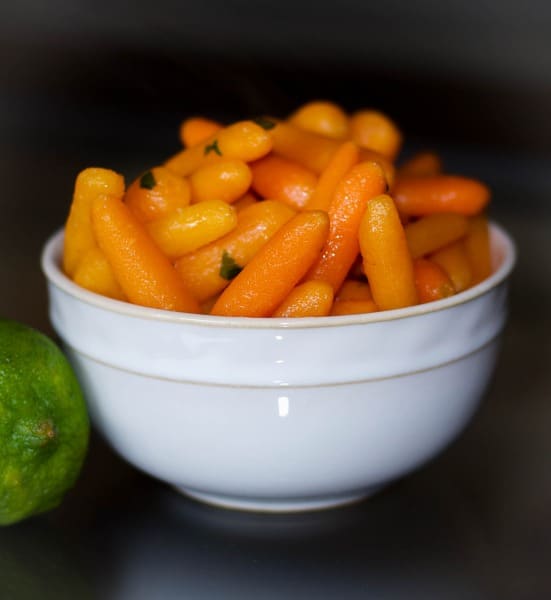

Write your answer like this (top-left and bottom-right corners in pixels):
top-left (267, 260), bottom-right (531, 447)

top-left (1, 2), bottom-right (550, 599)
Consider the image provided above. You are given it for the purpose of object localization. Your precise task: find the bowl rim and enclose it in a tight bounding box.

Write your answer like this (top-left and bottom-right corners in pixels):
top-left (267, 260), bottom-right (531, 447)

top-left (41, 221), bottom-right (516, 330)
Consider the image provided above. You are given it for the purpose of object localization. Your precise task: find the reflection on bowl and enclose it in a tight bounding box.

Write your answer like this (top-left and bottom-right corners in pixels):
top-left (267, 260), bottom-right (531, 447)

top-left (41, 223), bottom-right (515, 512)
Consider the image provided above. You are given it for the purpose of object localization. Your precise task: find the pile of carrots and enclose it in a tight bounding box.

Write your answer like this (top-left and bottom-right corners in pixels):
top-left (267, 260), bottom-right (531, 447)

top-left (62, 101), bottom-right (491, 318)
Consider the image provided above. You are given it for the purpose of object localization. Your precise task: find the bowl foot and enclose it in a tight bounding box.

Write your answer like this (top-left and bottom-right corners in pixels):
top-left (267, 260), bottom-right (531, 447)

top-left (174, 486), bottom-right (383, 513)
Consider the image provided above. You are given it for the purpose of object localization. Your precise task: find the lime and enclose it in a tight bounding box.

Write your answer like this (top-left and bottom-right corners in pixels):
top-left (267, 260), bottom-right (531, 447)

top-left (0, 319), bottom-right (89, 525)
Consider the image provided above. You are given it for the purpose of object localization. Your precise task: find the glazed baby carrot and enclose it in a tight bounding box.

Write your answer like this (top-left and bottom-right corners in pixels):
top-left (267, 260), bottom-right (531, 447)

top-left (398, 151), bottom-right (442, 177)
top-left (393, 175), bottom-right (490, 216)
top-left (331, 299), bottom-right (378, 316)
top-left (464, 214), bottom-right (492, 285)
top-left (413, 258), bottom-right (455, 303)
top-left (272, 280), bottom-right (334, 318)
top-left (232, 192), bottom-right (258, 213)
top-left (63, 102), bottom-right (496, 316)
top-left (359, 194), bottom-right (418, 310)
top-left (63, 167), bottom-right (125, 277)
top-left (349, 110), bottom-right (402, 161)
top-left (165, 121), bottom-right (272, 176)
top-left (179, 117), bottom-right (222, 147)
top-left (211, 211), bottom-right (329, 317)
top-left (358, 149), bottom-right (396, 189)
top-left (336, 279), bottom-right (373, 302)
top-left (189, 159), bottom-right (252, 204)
top-left (146, 200), bottom-right (237, 259)
top-left (250, 155), bottom-right (318, 210)
top-left (271, 120), bottom-right (395, 184)
top-left (92, 194), bottom-right (199, 313)
top-left (269, 120), bottom-right (340, 173)
top-left (307, 161), bottom-right (387, 292)
top-left (405, 213), bottom-right (469, 258)
top-left (124, 166), bottom-right (191, 223)
top-left (72, 247), bottom-right (126, 301)
top-left (430, 241), bottom-right (472, 292)
top-left (306, 141), bottom-right (359, 211)
top-left (289, 100), bottom-right (349, 139)
top-left (175, 200), bottom-right (296, 302)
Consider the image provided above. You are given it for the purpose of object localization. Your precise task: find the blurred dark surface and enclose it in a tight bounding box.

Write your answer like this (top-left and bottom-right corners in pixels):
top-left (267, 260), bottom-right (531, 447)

top-left (1, 2), bottom-right (550, 599)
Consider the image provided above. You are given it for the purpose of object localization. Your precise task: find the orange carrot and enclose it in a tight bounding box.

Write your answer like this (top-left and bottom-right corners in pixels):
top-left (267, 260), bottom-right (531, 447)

top-left (306, 141), bottom-right (359, 211)
top-left (233, 192), bottom-right (258, 213)
top-left (179, 117), bottom-right (222, 147)
top-left (464, 214), bottom-right (492, 284)
top-left (63, 167), bottom-right (125, 277)
top-left (413, 258), bottom-right (455, 303)
top-left (359, 194), bottom-right (418, 310)
top-left (405, 213), bottom-right (469, 258)
top-left (124, 166), bottom-right (191, 223)
top-left (250, 155), bottom-right (318, 210)
top-left (398, 151), bottom-right (442, 177)
top-left (336, 279), bottom-right (373, 302)
top-left (211, 211), bottom-right (329, 317)
top-left (349, 110), bottom-right (402, 160)
top-left (430, 241), bottom-right (472, 292)
top-left (393, 175), bottom-right (490, 216)
top-left (189, 159), bottom-right (252, 204)
top-left (270, 120), bottom-right (394, 186)
top-left (174, 200), bottom-right (296, 302)
top-left (165, 121), bottom-right (272, 176)
top-left (272, 280), bottom-right (334, 317)
top-left (307, 161), bottom-right (387, 291)
top-left (270, 120), bottom-right (340, 173)
top-left (91, 195), bottom-right (199, 313)
top-left (358, 149), bottom-right (396, 189)
top-left (289, 100), bottom-right (349, 139)
top-left (72, 247), bottom-right (126, 301)
top-left (330, 299), bottom-right (378, 316)
top-left (146, 200), bottom-right (237, 259)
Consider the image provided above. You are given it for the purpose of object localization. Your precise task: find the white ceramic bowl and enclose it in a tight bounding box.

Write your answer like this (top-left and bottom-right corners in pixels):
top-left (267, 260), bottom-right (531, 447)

top-left (42, 224), bottom-right (515, 512)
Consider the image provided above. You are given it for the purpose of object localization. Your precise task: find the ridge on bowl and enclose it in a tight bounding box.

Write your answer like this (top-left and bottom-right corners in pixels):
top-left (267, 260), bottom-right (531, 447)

top-left (42, 223), bottom-right (515, 512)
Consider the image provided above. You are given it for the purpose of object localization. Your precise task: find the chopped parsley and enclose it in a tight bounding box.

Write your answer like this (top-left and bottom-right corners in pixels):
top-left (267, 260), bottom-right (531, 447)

top-left (252, 116), bottom-right (276, 130)
top-left (204, 139), bottom-right (222, 156)
top-left (139, 170), bottom-right (156, 190)
top-left (220, 251), bottom-right (243, 280)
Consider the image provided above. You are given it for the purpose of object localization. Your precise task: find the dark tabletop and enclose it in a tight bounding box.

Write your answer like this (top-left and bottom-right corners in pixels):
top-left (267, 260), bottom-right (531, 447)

top-left (1, 9), bottom-right (551, 597)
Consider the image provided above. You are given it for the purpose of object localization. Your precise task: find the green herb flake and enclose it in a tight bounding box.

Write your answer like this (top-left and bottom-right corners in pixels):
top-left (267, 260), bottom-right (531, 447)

top-left (220, 251), bottom-right (243, 280)
top-left (204, 139), bottom-right (222, 156)
top-left (252, 116), bottom-right (276, 130)
top-left (140, 171), bottom-right (156, 190)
